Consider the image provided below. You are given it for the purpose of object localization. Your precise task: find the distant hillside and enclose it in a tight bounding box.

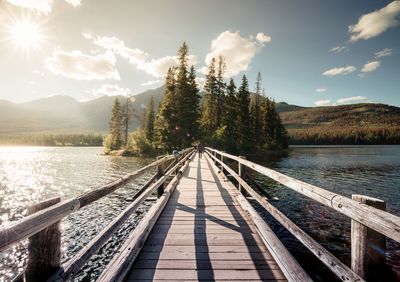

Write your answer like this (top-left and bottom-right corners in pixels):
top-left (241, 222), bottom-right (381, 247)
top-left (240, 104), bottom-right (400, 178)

top-left (281, 103), bottom-right (400, 145)
top-left (0, 86), bottom-right (399, 144)
top-left (0, 86), bottom-right (165, 135)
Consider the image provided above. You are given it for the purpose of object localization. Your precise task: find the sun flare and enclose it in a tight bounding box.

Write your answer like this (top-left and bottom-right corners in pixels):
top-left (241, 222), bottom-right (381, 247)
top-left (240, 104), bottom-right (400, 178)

top-left (8, 20), bottom-right (43, 51)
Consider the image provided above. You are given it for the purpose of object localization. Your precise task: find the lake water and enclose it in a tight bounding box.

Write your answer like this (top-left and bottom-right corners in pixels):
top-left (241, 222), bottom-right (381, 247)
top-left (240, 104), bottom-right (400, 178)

top-left (0, 146), bottom-right (399, 281)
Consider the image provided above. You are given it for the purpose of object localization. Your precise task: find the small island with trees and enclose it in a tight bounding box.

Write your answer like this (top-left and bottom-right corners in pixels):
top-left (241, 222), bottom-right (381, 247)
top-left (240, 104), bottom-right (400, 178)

top-left (104, 42), bottom-right (288, 156)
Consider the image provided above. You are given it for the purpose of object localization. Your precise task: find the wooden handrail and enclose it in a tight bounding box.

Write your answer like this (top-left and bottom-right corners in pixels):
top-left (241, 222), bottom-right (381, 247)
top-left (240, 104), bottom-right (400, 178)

top-left (50, 149), bottom-right (194, 280)
top-left (206, 147), bottom-right (400, 243)
top-left (206, 151), bottom-right (363, 282)
top-left (0, 148), bottom-right (192, 253)
top-left (97, 151), bottom-right (195, 282)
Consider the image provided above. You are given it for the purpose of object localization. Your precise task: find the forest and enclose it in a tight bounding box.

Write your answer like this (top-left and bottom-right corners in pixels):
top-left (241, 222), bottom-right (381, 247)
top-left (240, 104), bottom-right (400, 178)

top-left (0, 134), bottom-right (103, 146)
top-left (104, 42), bottom-right (288, 156)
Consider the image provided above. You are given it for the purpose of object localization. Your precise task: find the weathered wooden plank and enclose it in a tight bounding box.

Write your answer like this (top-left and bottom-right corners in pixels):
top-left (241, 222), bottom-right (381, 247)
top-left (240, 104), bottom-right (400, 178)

top-left (351, 195), bottom-right (387, 281)
top-left (141, 245), bottom-right (268, 253)
top-left (133, 259), bottom-right (280, 270)
top-left (0, 198), bottom-right (80, 253)
top-left (26, 197), bottom-right (61, 282)
top-left (138, 251), bottom-right (274, 261)
top-left (128, 269), bottom-right (286, 280)
top-left (148, 232), bottom-right (261, 241)
top-left (206, 147), bottom-right (400, 243)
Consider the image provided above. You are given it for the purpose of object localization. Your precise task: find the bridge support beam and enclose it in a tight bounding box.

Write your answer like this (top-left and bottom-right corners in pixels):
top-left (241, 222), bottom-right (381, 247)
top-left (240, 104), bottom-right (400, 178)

top-left (351, 194), bottom-right (387, 281)
top-left (157, 162), bottom-right (164, 198)
top-left (26, 197), bottom-right (61, 282)
top-left (238, 156), bottom-right (246, 194)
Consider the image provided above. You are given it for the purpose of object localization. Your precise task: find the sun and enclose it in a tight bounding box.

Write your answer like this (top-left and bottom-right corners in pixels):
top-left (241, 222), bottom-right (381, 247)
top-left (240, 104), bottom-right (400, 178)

top-left (8, 20), bottom-right (43, 51)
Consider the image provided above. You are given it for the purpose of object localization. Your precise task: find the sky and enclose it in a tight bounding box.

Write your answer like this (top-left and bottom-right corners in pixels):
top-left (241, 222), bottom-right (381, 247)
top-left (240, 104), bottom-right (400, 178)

top-left (0, 0), bottom-right (399, 107)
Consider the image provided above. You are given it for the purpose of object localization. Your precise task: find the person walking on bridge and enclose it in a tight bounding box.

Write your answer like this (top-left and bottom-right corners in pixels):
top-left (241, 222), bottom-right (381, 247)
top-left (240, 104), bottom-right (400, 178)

top-left (197, 141), bottom-right (204, 158)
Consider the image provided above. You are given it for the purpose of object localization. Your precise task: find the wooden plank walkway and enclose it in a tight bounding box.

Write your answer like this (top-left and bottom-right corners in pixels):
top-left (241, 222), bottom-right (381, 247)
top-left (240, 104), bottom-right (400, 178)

top-left (126, 154), bottom-right (286, 281)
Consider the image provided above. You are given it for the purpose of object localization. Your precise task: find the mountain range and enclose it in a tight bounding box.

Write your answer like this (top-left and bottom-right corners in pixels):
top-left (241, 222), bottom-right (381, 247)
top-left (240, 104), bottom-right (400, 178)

top-left (0, 85), bottom-right (398, 136)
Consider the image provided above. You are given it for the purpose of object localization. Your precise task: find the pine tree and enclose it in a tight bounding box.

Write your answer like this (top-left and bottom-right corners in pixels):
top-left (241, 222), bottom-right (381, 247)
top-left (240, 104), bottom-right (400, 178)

top-left (216, 55), bottom-right (226, 127)
top-left (108, 98), bottom-right (122, 150)
top-left (237, 75), bottom-right (251, 152)
top-left (174, 43), bottom-right (200, 147)
top-left (221, 78), bottom-right (239, 153)
top-left (251, 72), bottom-right (262, 146)
top-left (183, 65), bottom-right (201, 144)
top-left (145, 96), bottom-right (155, 143)
top-left (201, 57), bottom-right (218, 133)
top-left (154, 67), bottom-right (179, 150)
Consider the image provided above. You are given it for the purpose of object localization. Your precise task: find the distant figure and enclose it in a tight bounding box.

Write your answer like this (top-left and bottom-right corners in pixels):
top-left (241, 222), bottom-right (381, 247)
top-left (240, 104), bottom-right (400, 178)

top-left (197, 142), bottom-right (204, 158)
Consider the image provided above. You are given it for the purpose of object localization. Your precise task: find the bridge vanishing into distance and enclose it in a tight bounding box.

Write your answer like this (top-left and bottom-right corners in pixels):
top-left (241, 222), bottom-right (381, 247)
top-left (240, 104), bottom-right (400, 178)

top-left (1, 148), bottom-right (400, 281)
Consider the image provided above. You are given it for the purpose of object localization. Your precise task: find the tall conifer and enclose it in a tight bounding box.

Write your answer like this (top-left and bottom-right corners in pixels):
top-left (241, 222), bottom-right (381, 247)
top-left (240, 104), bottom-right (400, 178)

top-left (237, 75), bottom-right (251, 152)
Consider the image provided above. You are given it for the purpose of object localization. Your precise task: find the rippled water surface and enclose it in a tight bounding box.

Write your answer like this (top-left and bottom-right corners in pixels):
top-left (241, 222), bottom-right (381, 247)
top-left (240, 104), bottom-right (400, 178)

top-left (0, 147), bottom-right (154, 281)
top-left (1, 146), bottom-right (400, 281)
top-left (250, 145), bottom-right (400, 281)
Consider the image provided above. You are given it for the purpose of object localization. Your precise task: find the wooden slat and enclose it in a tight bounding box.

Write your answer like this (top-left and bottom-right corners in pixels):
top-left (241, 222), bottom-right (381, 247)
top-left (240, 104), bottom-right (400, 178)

top-left (205, 154), bottom-right (311, 282)
top-left (96, 152), bottom-right (194, 282)
top-left (127, 269), bottom-right (286, 280)
top-left (125, 154), bottom-right (287, 281)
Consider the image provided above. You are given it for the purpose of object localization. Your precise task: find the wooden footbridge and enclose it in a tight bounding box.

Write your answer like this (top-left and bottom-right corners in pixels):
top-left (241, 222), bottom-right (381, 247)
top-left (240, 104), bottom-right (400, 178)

top-left (1, 147), bottom-right (400, 281)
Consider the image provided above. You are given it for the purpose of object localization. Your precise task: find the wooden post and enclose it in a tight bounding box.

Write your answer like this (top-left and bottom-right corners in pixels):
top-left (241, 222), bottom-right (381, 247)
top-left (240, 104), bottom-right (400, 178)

top-left (238, 156), bottom-right (246, 193)
top-left (157, 162), bottom-right (164, 198)
top-left (220, 153), bottom-right (224, 173)
top-left (351, 194), bottom-right (386, 281)
top-left (26, 197), bottom-right (61, 282)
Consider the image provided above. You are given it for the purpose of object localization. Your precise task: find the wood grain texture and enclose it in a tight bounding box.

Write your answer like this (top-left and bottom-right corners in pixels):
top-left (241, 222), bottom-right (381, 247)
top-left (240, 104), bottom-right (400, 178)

top-left (125, 154), bottom-right (287, 281)
top-left (351, 195), bottom-right (387, 281)
top-left (26, 197), bottom-right (61, 282)
top-left (207, 151), bottom-right (363, 282)
top-left (206, 147), bottom-right (400, 243)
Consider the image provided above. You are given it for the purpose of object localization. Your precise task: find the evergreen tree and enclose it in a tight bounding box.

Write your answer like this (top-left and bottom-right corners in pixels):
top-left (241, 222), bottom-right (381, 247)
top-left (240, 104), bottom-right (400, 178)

top-left (183, 65), bottom-right (201, 144)
top-left (154, 67), bottom-right (179, 150)
top-left (122, 96), bottom-right (136, 146)
top-left (154, 42), bottom-right (201, 151)
top-left (145, 96), bottom-right (155, 142)
top-left (216, 55), bottom-right (226, 127)
top-left (221, 78), bottom-right (239, 153)
top-left (251, 72), bottom-right (263, 146)
top-left (108, 98), bottom-right (123, 150)
top-left (237, 75), bottom-right (251, 152)
top-left (201, 57), bottom-right (218, 133)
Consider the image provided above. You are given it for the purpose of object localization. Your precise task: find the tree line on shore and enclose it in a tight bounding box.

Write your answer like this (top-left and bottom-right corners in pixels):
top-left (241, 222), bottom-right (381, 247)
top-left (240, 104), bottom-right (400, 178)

top-left (0, 134), bottom-right (103, 146)
top-left (104, 42), bottom-right (289, 156)
top-left (288, 126), bottom-right (400, 145)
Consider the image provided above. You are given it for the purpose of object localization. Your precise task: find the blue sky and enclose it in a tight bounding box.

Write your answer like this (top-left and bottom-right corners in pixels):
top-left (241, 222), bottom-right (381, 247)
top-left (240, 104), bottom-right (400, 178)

top-left (0, 0), bottom-right (399, 106)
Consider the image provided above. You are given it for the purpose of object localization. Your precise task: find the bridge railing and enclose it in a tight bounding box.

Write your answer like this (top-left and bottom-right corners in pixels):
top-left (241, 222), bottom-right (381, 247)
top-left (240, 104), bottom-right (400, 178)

top-left (205, 147), bottom-right (400, 282)
top-left (0, 147), bottom-right (194, 282)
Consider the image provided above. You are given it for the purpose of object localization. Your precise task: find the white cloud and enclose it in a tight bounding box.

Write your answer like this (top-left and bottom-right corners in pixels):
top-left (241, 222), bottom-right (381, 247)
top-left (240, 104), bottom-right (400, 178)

top-left (375, 48), bottom-right (393, 58)
top-left (6, 0), bottom-right (81, 14)
top-left (337, 96), bottom-right (367, 104)
top-left (315, 88), bottom-right (327, 93)
top-left (323, 66), bottom-right (356, 76)
top-left (314, 100), bottom-right (331, 106)
top-left (349, 1), bottom-right (400, 42)
top-left (329, 46), bottom-right (348, 53)
top-left (44, 49), bottom-right (120, 80)
top-left (205, 30), bottom-right (271, 77)
top-left (93, 36), bottom-right (148, 65)
top-left (141, 80), bottom-right (161, 86)
top-left (90, 84), bottom-right (131, 97)
top-left (64, 0), bottom-right (81, 7)
top-left (361, 61), bottom-right (381, 73)
top-left (91, 35), bottom-right (197, 78)
top-left (256, 32), bottom-right (271, 43)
